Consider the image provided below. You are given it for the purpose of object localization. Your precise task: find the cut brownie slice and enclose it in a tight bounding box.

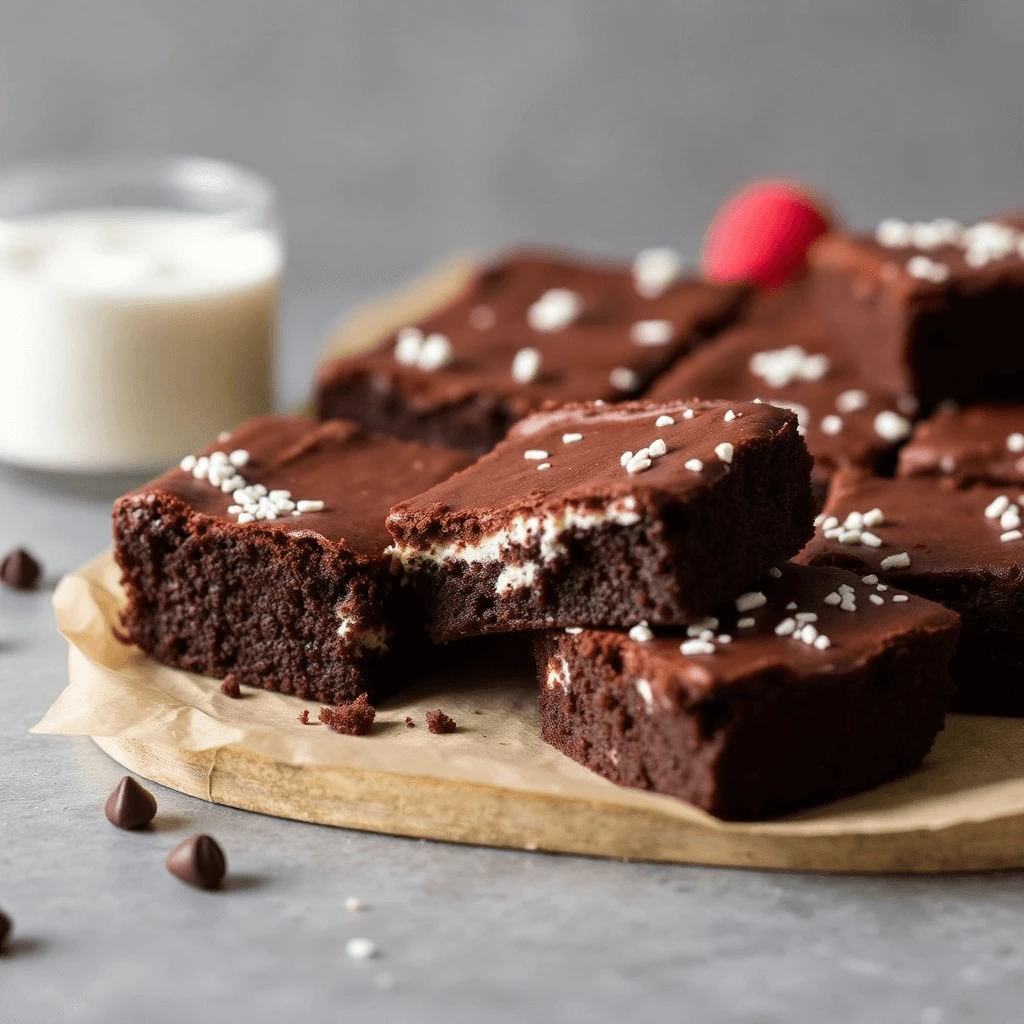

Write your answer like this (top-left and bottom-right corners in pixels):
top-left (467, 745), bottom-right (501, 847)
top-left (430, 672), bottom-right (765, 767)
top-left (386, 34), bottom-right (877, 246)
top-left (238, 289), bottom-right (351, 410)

top-left (897, 404), bottom-right (1024, 488)
top-left (646, 283), bottom-right (915, 505)
top-left (315, 248), bottom-right (748, 454)
top-left (535, 562), bottom-right (959, 820)
top-left (113, 417), bottom-right (471, 703)
top-left (798, 469), bottom-right (1024, 715)
top-left (810, 215), bottom-right (1024, 407)
top-left (386, 398), bottom-right (815, 641)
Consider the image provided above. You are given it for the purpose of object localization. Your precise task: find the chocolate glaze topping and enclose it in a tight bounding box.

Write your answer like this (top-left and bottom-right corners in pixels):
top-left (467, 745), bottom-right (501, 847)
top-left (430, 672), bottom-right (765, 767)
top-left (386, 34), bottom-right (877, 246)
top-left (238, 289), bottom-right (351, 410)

top-left (898, 405), bottom-right (1024, 487)
top-left (553, 562), bottom-right (958, 706)
top-left (126, 416), bottom-right (471, 559)
top-left (316, 248), bottom-right (747, 421)
top-left (646, 284), bottom-right (911, 483)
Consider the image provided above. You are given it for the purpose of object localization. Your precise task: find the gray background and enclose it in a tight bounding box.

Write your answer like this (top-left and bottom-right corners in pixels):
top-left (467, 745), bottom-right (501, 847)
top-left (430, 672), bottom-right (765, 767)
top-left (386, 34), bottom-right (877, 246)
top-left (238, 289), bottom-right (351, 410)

top-left (2, 0), bottom-right (1022, 405)
top-left (3, 3), bottom-right (1024, 1022)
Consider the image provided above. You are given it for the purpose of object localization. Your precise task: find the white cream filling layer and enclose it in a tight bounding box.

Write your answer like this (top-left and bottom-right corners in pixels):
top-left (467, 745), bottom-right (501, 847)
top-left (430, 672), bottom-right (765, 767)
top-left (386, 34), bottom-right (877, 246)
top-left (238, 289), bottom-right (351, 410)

top-left (388, 497), bottom-right (643, 596)
top-left (546, 655), bottom-right (571, 691)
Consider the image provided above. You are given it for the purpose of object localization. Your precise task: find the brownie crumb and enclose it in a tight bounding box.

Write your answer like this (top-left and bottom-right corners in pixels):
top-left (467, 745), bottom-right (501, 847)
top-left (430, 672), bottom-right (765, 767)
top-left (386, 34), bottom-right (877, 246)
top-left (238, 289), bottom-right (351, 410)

top-left (405, 716), bottom-right (416, 728)
top-left (1, 547), bottom-right (41, 591)
top-left (220, 675), bottom-right (241, 699)
top-left (319, 693), bottom-right (376, 736)
top-left (298, 709), bottom-right (311, 725)
top-left (426, 709), bottom-right (457, 734)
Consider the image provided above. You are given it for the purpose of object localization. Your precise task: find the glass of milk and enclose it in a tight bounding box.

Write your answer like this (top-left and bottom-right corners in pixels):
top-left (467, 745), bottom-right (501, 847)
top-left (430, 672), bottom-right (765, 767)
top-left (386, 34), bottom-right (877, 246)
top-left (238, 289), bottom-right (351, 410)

top-left (0, 156), bottom-right (282, 475)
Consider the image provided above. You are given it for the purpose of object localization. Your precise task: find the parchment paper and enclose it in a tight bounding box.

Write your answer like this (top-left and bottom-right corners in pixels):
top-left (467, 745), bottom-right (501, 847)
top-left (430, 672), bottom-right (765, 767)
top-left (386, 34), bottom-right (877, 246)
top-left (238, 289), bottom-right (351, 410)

top-left (35, 551), bottom-right (1024, 840)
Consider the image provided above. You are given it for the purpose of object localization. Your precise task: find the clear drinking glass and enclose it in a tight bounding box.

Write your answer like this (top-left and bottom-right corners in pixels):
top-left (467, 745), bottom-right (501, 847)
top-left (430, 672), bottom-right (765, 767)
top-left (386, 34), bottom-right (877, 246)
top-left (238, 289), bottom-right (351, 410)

top-left (0, 156), bottom-right (282, 478)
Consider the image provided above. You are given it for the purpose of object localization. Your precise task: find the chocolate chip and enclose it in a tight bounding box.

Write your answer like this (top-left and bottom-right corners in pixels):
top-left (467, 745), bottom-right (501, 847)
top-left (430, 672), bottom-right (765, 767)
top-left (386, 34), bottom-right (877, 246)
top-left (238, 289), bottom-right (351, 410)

top-left (166, 835), bottom-right (226, 891)
top-left (0, 548), bottom-right (41, 591)
top-left (0, 909), bottom-right (11, 951)
top-left (425, 709), bottom-right (457, 734)
top-left (104, 776), bottom-right (157, 830)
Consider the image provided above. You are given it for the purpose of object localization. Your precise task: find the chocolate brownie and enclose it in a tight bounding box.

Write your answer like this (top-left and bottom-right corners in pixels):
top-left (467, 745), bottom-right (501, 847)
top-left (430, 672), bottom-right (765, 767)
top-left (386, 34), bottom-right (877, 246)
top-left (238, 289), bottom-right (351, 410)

top-left (535, 562), bottom-right (959, 820)
top-left (810, 215), bottom-right (1024, 407)
top-left (897, 404), bottom-right (1024, 488)
top-left (646, 284), bottom-right (915, 504)
top-left (798, 469), bottom-right (1024, 715)
top-left (386, 398), bottom-right (815, 641)
top-left (113, 417), bottom-right (471, 703)
top-left (315, 248), bottom-right (748, 454)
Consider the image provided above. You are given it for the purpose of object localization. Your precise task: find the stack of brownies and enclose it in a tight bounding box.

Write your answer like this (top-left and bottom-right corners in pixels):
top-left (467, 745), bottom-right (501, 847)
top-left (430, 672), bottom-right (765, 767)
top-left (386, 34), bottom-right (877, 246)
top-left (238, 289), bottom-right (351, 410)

top-left (114, 221), bottom-right (1024, 820)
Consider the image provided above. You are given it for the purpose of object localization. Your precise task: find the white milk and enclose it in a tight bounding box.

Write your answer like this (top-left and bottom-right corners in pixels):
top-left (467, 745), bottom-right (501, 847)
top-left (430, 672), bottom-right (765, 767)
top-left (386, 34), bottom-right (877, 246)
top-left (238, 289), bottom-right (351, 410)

top-left (0, 210), bottom-right (280, 472)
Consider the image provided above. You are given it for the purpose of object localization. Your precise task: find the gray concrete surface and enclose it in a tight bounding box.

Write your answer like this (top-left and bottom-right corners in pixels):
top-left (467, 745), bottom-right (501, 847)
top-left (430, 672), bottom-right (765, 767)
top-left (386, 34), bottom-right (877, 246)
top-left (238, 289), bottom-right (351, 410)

top-left (4, 2), bottom-right (1024, 1020)
top-left (3, 465), bottom-right (1024, 1023)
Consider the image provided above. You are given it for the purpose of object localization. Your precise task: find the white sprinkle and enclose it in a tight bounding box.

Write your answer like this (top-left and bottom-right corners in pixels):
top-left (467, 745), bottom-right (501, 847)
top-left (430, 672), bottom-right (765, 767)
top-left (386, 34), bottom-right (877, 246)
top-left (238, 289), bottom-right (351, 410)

top-left (836, 389), bottom-right (870, 413)
top-left (869, 594), bottom-right (885, 606)
top-left (346, 938), bottom-right (378, 960)
top-left (774, 618), bottom-right (797, 636)
top-left (179, 454), bottom-right (197, 472)
top-left (874, 410), bottom-right (912, 442)
top-left (798, 624), bottom-right (818, 645)
top-left (820, 415), bottom-right (844, 436)
top-left (648, 438), bottom-right (667, 457)
top-left (861, 533), bottom-right (883, 548)
top-left (1009, 433), bottom-right (1024, 454)
top-left (633, 247), bottom-right (682, 298)
top-left (813, 635), bottom-right (832, 651)
top-left (682, 408), bottom-right (695, 419)
top-left (768, 567), bottom-right (782, 579)
top-left (417, 333), bottom-right (453, 371)
top-left (823, 592), bottom-right (842, 606)
top-left (511, 347), bottom-right (542, 384)
top-left (795, 612), bottom-right (818, 623)
top-left (565, 626), bottom-right (583, 635)
top-left (296, 500), bottom-right (325, 513)
top-left (749, 346), bottom-right (830, 388)
top-left (880, 552), bottom-right (911, 570)
top-left (862, 508), bottom-right (886, 528)
top-left (876, 218), bottom-right (913, 246)
top-left (630, 319), bottom-right (674, 346)
top-left (892, 594), bottom-right (909, 603)
top-left (736, 591), bottom-right (767, 613)
top-left (737, 617), bottom-right (756, 629)
top-left (724, 409), bottom-right (737, 423)
top-left (610, 367), bottom-right (640, 392)
top-left (626, 457), bottom-right (652, 475)
top-left (1000, 508), bottom-right (1021, 531)
top-left (192, 456), bottom-right (210, 480)
top-left (822, 516), bottom-right (840, 531)
top-left (680, 639), bottom-right (716, 655)
top-left (986, 495), bottom-right (1011, 519)
top-left (536, 463), bottom-right (551, 471)
top-left (621, 450), bottom-right (635, 467)
top-left (715, 442), bottom-right (734, 464)
top-left (686, 617), bottom-right (719, 636)
top-left (229, 449), bottom-right (250, 467)
top-left (236, 512), bottom-right (254, 524)
top-left (346, 897), bottom-right (363, 912)
top-left (862, 575), bottom-right (879, 585)
top-left (524, 449), bottom-right (549, 460)
top-left (1001, 530), bottom-right (1023, 543)
top-left (716, 634), bottom-right (733, 644)
top-left (655, 415), bottom-right (675, 427)
top-left (786, 601), bottom-right (798, 610)
top-left (562, 433), bottom-right (583, 444)
top-left (876, 583), bottom-right (888, 591)
top-left (906, 255), bottom-right (950, 283)
top-left (394, 326), bottom-right (424, 365)
top-left (527, 288), bottom-right (583, 331)
top-left (209, 450), bottom-right (229, 465)
top-left (629, 623), bottom-right (654, 643)
top-left (684, 459), bottom-right (703, 473)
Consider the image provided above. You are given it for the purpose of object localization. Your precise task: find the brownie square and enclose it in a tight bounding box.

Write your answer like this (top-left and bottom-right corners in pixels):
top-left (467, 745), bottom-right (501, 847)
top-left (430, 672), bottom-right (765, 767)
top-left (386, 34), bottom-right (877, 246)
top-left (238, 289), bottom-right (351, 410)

top-left (113, 417), bottom-right (471, 703)
top-left (810, 215), bottom-right (1024, 407)
top-left (386, 398), bottom-right (815, 641)
top-left (646, 283), bottom-right (916, 505)
top-left (315, 248), bottom-right (748, 455)
top-left (897, 404), bottom-right (1024, 488)
top-left (535, 562), bottom-right (959, 820)
top-left (798, 469), bottom-right (1024, 715)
